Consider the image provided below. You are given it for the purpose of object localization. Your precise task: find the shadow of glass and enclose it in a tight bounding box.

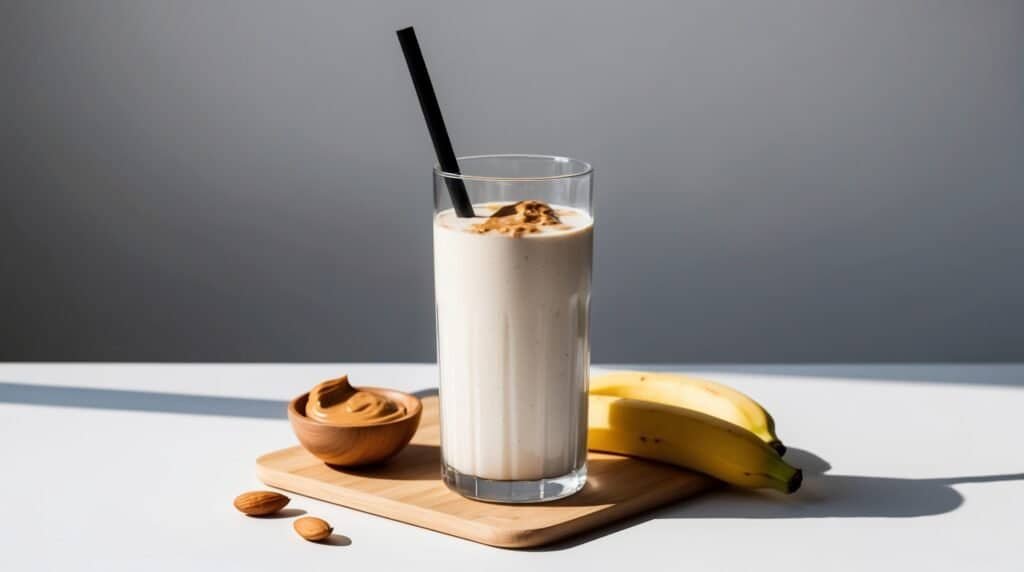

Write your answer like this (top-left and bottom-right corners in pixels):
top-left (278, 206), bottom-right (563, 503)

top-left (543, 454), bottom-right (717, 508)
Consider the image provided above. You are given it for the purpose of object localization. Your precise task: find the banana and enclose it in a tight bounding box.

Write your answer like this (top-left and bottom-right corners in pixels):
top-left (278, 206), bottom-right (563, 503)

top-left (590, 371), bottom-right (785, 454)
top-left (588, 394), bottom-right (802, 493)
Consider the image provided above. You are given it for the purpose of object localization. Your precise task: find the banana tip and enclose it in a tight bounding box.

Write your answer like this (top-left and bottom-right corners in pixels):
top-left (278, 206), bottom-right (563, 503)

top-left (787, 469), bottom-right (803, 494)
top-left (770, 441), bottom-right (787, 455)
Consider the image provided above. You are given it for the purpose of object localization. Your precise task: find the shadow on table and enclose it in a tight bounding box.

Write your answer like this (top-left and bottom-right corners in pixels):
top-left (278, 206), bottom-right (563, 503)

top-left (0, 382), bottom-right (441, 419)
top-left (0, 381), bottom-right (291, 418)
top-left (605, 364), bottom-right (1024, 387)
top-left (530, 448), bottom-right (1024, 551)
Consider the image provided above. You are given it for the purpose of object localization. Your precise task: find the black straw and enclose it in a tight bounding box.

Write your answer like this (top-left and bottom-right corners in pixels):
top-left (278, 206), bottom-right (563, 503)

top-left (396, 26), bottom-right (475, 218)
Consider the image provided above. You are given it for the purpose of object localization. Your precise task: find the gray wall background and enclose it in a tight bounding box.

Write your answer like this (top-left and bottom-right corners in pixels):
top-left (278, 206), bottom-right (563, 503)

top-left (2, 1), bottom-right (1022, 363)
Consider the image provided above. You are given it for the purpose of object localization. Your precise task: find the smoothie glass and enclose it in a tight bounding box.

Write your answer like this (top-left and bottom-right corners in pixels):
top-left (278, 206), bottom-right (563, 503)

top-left (433, 154), bottom-right (594, 503)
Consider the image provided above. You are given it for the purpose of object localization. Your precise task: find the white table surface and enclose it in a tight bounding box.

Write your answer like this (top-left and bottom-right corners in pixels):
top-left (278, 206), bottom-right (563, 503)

top-left (1, 363), bottom-right (1021, 571)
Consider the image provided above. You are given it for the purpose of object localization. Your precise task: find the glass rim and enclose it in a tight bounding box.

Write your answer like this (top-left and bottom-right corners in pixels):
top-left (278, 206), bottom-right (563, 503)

top-left (434, 154), bottom-right (593, 182)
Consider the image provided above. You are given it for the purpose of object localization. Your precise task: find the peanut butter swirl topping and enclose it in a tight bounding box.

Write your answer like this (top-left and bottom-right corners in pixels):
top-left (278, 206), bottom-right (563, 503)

top-left (306, 375), bottom-right (406, 426)
top-left (470, 200), bottom-right (569, 237)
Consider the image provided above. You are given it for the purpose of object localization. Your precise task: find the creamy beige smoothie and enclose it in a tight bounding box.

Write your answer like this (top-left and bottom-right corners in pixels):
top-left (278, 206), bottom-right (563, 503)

top-left (434, 200), bottom-right (593, 481)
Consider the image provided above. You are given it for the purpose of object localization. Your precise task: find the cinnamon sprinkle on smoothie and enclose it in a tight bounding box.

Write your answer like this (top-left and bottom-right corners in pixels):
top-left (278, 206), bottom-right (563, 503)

top-left (471, 200), bottom-right (569, 237)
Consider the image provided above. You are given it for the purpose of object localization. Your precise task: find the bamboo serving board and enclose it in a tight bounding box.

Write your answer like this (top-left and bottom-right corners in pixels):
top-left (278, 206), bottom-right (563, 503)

top-left (256, 396), bottom-right (715, 548)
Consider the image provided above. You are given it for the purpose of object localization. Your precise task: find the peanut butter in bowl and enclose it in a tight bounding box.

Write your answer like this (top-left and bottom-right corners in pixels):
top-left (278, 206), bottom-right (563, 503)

top-left (306, 376), bottom-right (408, 426)
top-left (287, 375), bottom-right (422, 466)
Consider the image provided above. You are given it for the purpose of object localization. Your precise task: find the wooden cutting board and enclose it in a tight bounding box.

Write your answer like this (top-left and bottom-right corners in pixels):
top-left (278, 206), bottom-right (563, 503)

top-left (256, 396), bottom-right (715, 548)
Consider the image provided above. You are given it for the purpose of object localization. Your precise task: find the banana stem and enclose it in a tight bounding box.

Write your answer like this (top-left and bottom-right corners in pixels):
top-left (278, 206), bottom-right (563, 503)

top-left (787, 469), bottom-right (803, 493)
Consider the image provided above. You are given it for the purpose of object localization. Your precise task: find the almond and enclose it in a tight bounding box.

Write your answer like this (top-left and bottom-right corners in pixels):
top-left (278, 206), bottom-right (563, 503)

top-left (294, 516), bottom-right (333, 542)
top-left (233, 490), bottom-right (290, 516)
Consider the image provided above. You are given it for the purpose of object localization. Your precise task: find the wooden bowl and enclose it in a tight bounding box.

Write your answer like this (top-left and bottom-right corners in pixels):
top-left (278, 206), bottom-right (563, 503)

top-left (287, 388), bottom-right (422, 466)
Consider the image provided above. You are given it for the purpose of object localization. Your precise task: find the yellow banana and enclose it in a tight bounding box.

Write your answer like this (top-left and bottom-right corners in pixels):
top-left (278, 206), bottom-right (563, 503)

top-left (588, 394), bottom-right (802, 493)
top-left (590, 371), bottom-right (785, 454)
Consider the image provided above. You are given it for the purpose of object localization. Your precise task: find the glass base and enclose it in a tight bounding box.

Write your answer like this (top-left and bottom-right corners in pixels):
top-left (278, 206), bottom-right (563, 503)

top-left (442, 463), bottom-right (587, 503)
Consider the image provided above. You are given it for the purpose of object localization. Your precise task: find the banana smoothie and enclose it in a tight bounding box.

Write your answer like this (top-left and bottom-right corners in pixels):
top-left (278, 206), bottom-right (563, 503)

top-left (434, 200), bottom-right (593, 482)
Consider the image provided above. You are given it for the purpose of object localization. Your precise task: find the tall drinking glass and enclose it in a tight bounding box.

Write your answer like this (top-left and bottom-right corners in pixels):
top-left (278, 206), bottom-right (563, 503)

top-left (433, 154), bottom-right (594, 503)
